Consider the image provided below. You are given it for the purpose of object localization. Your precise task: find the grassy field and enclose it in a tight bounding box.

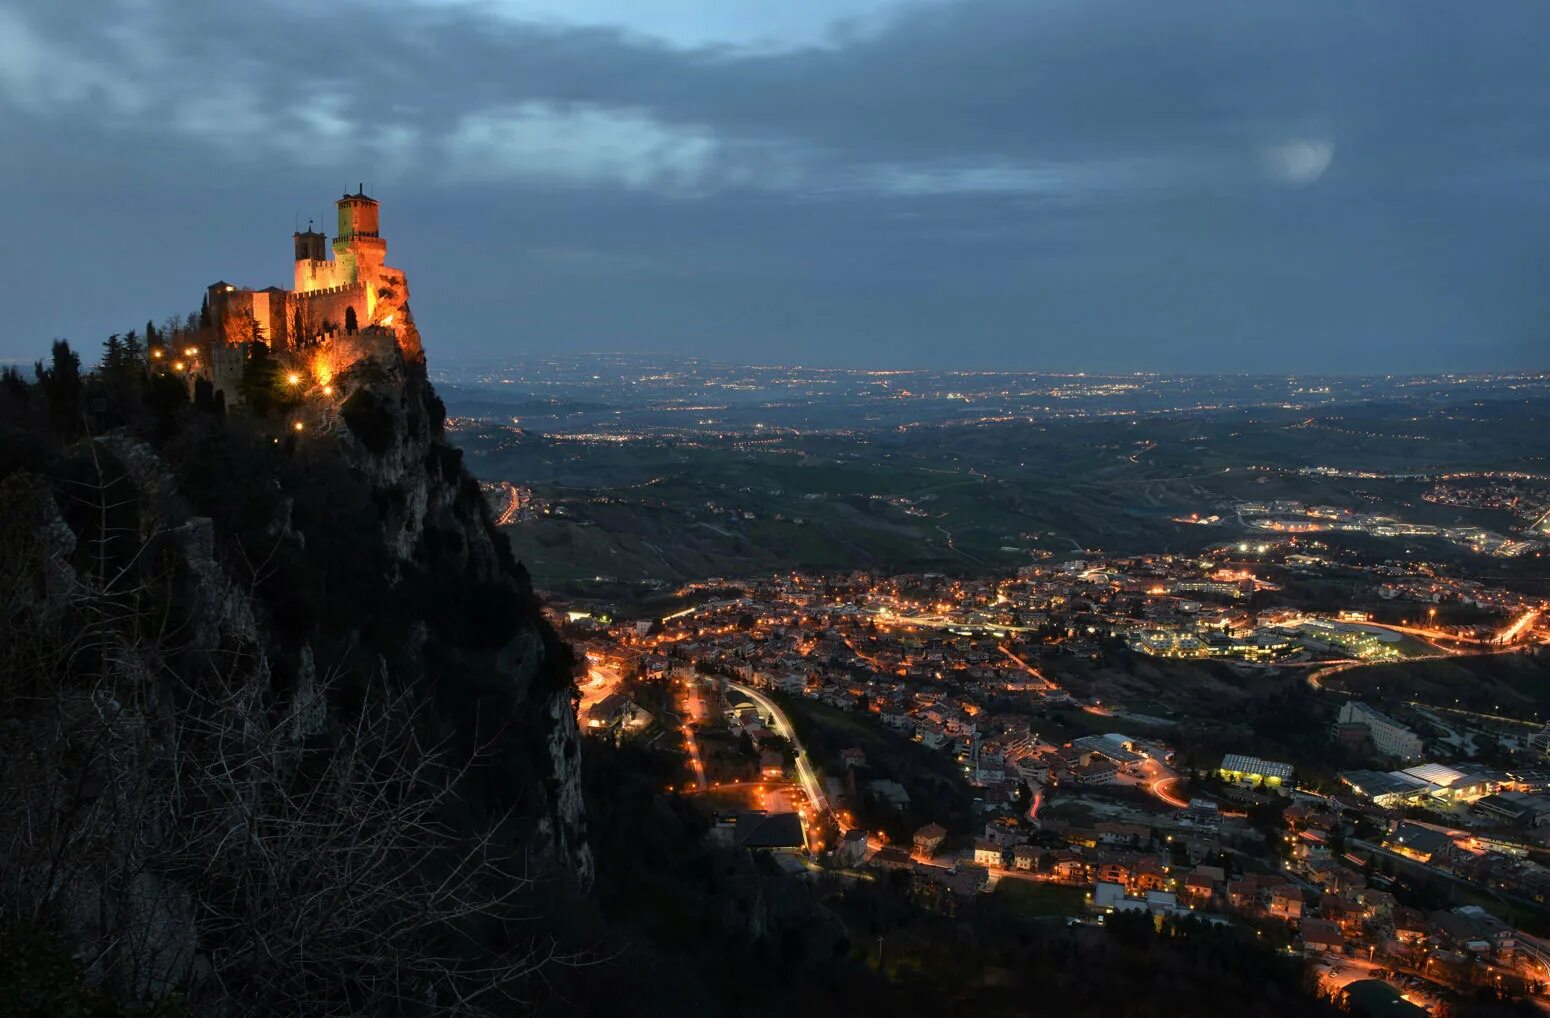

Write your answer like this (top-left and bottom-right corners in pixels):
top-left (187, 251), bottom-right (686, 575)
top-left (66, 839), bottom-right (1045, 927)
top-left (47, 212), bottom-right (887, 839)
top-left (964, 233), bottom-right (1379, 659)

top-left (993, 879), bottom-right (1089, 917)
top-left (775, 694), bottom-right (977, 840)
top-left (453, 394), bottom-right (1550, 596)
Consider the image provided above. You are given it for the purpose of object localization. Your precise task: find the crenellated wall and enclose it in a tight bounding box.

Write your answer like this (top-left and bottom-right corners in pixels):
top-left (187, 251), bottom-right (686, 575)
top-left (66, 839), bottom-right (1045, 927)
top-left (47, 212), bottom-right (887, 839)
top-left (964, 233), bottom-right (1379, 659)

top-left (289, 282), bottom-right (369, 345)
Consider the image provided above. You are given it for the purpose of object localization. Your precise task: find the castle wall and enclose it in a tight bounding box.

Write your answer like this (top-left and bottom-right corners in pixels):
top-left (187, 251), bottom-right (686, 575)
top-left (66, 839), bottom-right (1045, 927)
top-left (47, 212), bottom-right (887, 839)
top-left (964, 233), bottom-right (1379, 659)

top-left (211, 345), bottom-right (246, 405)
top-left (289, 282), bottom-right (368, 346)
top-left (295, 257), bottom-right (348, 292)
top-left (307, 326), bottom-right (397, 385)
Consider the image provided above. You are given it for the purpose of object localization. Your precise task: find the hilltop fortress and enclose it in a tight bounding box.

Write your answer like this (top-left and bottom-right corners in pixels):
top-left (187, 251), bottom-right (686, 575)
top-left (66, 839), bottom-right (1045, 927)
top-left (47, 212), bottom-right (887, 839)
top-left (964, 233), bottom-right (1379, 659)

top-left (205, 187), bottom-right (423, 378)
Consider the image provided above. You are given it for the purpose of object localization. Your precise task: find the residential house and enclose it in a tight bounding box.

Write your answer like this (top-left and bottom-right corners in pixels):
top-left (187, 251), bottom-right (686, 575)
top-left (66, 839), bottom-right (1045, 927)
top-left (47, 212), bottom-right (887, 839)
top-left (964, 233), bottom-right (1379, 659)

top-left (759, 750), bottom-right (785, 780)
top-left (1095, 856), bottom-right (1132, 886)
top-left (1182, 872), bottom-right (1217, 905)
top-left (1268, 885), bottom-right (1305, 922)
top-left (1392, 906), bottom-right (1428, 946)
top-left (869, 779), bottom-right (912, 810)
top-left (912, 823), bottom-right (947, 859)
top-left (973, 839), bottom-right (1006, 869)
top-left (1300, 918), bottom-right (1344, 954)
top-left (1132, 856), bottom-right (1168, 893)
top-left (1050, 851), bottom-right (1092, 885)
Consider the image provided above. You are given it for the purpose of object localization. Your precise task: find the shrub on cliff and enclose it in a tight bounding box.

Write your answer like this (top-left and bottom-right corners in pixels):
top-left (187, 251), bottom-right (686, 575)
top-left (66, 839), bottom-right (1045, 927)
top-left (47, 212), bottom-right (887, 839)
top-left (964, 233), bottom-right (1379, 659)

top-left (341, 387), bottom-right (395, 454)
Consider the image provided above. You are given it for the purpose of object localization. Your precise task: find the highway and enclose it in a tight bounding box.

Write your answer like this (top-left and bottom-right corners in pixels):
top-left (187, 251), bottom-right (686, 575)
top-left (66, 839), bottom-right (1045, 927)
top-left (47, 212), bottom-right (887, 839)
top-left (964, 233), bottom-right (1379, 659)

top-left (727, 680), bottom-right (828, 815)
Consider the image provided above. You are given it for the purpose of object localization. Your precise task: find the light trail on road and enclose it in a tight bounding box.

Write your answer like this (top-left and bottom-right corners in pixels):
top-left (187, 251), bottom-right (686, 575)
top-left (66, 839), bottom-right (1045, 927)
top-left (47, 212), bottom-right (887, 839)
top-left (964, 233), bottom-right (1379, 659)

top-left (728, 680), bottom-right (827, 815)
top-left (1151, 776), bottom-right (1189, 809)
top-left (493, 481), bottom-right (520, 526)
top-left (999, 645), bottom-right (1057, 691)
top-left (1499, 608), bottom-right (1542, 645)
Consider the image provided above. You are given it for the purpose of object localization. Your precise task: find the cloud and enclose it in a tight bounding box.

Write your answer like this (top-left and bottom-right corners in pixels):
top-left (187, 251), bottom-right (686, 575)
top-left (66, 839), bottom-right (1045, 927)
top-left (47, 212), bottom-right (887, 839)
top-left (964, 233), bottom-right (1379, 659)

top-left (440, 102), bottom-right (722, 190)
top-left (2, 0), bottom-right (1549, 372)
top-left (0, 6), bottom-right (149, 115)
top-left (1261, 137), bottom-right (1335, 187)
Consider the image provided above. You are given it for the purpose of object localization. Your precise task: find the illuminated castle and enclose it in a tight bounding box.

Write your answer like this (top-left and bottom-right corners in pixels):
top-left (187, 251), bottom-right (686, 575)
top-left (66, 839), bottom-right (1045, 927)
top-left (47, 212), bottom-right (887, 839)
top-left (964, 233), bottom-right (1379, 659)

top-left (206, 187), bottom-right (422, 363)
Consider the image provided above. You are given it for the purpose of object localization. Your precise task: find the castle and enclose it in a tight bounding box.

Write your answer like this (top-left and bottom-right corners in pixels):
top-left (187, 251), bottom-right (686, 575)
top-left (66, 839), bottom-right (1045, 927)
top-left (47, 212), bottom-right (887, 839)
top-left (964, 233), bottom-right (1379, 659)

top-left (206, 187), bottom-right (422, 365)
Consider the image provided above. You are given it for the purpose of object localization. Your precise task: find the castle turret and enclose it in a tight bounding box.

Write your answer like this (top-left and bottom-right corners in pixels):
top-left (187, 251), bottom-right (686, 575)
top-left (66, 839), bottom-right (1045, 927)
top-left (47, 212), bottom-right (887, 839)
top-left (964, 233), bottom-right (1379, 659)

top-left (293, 222), bottom-right (327, 263)
top-left (332, 186), bottom-right (386, 293)
top-left (336, 185), bottom-right (379, 240)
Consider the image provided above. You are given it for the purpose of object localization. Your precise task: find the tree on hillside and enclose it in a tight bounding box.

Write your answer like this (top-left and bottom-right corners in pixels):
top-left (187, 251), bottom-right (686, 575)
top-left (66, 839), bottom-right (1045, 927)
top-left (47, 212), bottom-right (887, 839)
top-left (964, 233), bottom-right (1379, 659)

top-left (34, 339), bottom-right (82, 436)
top-left (0, 461), bottom-right (570, 1016)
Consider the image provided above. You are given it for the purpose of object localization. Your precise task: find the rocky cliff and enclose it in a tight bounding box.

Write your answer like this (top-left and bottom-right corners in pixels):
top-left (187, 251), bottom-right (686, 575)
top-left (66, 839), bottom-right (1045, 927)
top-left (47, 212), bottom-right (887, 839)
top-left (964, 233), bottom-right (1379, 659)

top-left (329, 349), bottom-right (592, 883)
top-left (0, 337), bottom-right (589, 1013)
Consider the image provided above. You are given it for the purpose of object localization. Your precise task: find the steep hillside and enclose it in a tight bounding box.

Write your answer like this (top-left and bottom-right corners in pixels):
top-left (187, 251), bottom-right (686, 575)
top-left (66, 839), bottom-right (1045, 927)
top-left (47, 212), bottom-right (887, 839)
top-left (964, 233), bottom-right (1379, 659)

top-left (0, 341), bottom-right (587, 1014)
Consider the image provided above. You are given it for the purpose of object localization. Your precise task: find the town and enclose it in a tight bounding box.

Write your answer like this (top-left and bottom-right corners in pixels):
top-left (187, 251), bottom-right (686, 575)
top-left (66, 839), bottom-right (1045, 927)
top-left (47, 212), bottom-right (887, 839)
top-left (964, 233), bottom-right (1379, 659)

top-left (559, 536), bottom-right (1550, 1013)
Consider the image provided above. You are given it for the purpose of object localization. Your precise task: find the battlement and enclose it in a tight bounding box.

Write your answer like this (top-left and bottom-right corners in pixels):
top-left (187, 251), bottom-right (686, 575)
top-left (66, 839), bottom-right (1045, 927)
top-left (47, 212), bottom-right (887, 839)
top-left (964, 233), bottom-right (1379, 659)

top-left (292, 280), bottom-right (367, 300)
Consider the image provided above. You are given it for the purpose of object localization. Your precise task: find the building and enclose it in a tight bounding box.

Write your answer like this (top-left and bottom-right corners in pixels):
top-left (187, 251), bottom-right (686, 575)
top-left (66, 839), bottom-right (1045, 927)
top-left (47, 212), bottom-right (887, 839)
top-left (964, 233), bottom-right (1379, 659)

top-left (973, 839), bottom-right (1006, 868)
top-left (1384, 822), bottom-right (1454, 864)
top-left (209, 188), bottom-right (419, 356)
top-left (1474, 791), bottom-right (1550, 827)
top-left (733, 811), bottom-right (806, 852)
top-left (869, 779), bottom-right (912, 810)
top-left (1218, 753), bottom-right (1294, 791)
top-left (1299, 917), bottom-right (1343, 954)
top-left (583, 693), bottom-right (650, 734)
top-left (834, 828), bottom-right (869, 867)
top-left (196, 189), bottom-right (424, 407)
top-left (912, 823), bottom-right (947, 859)
top-left (1337, 701), bottom-right (1423, 762)
top-left (1342, 763), bottom-right (1500, 808)
top-left (1267, 885), bottom-right (1304, 921)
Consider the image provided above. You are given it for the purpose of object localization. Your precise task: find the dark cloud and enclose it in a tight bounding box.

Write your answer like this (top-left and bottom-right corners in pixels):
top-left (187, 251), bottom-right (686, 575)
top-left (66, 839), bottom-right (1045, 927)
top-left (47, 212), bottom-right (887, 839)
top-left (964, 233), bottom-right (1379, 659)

top-left (1, 0), bottom-right (1547, 370)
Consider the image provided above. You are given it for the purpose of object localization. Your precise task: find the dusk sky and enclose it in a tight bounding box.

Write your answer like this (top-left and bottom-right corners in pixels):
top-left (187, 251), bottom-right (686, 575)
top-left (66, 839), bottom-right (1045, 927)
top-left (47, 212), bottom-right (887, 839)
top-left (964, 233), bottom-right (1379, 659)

top-left (2, 0), bottom-right (1548, 372)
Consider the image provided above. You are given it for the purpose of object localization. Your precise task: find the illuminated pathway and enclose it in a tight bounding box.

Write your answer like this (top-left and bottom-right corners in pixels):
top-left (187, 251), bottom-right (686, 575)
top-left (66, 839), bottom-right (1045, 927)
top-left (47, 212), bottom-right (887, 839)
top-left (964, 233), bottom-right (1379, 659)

top-left (727, 680), bottom-right (827, 815)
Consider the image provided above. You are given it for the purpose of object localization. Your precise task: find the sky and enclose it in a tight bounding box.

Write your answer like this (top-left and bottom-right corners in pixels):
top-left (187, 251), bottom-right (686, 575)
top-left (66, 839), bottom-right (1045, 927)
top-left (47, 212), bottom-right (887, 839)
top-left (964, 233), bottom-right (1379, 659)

top-left (1, 0), bottom-right (1548, 373)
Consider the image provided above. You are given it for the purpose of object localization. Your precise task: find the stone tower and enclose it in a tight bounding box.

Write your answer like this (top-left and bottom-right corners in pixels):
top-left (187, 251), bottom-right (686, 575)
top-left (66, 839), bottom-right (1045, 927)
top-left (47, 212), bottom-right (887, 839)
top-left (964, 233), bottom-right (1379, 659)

top-left (333, 186), bottom-right (386, 298)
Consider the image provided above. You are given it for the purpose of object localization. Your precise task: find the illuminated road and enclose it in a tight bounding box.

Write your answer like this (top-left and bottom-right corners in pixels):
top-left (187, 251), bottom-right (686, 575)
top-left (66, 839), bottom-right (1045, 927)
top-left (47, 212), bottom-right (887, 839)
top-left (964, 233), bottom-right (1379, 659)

top-left (1499, 608), bottom-right (1542, 646)
top-left (999, 646), bottom-right (1057, 691)
top-left (680, 680), bottom-right (709, 791)
top-left (1150, 774), bottom-right (1190, 809)
top-left (869, 607), bottom-right (1037, 635)
top-left (494, 481), bottom-right (520, 526)
top-left (577, 654), bottom-right (621, 713)
top-left (727, 680), bottom-right (827, 815)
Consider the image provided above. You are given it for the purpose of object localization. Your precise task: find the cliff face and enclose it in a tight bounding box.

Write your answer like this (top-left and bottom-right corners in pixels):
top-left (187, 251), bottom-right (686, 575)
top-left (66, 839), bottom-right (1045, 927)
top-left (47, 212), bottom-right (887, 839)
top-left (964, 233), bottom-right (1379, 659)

top-left (0, 337), bottom-right (590, 1011)
top-left (331, 350), bottom-right (592, 883)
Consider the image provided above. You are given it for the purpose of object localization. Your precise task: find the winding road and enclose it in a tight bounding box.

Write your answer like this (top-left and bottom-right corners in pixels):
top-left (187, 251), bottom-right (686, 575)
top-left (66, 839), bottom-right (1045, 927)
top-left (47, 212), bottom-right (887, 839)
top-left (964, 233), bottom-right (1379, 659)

top-left (727, 680), bottom-right (828, 815)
